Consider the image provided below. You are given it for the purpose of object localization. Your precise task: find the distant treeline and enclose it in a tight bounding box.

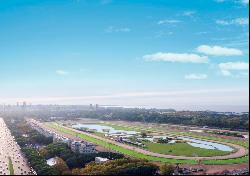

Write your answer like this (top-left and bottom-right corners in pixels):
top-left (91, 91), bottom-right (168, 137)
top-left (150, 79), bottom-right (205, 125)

top-left (86, 109), bottom-right (249, 131)
top-left (1, 108), bottom-right (249, 130)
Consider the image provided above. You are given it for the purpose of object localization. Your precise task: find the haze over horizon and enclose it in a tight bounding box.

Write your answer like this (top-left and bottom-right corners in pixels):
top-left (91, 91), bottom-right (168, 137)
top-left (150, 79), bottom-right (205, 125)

top-left (0, 0), bottom-right (249, 111)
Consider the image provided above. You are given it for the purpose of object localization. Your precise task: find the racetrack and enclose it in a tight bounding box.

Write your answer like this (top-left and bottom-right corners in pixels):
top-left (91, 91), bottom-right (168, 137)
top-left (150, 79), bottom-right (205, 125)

top-left (39, 121), bottom-right (248, 161)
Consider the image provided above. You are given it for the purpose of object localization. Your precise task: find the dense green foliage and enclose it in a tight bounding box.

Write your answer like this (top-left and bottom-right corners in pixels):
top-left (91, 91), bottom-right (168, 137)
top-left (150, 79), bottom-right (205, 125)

top-left (160, 164), bottom-right (175, 175)
top-left (42, 143), bottom-right (73, 160)
top-left (22, 148), bottom-right (59, 175)
top-left (4, 118), bottom-right (53, 147)
top-left (86, 109), bottom-right (249, 130)
top-left (73, 158), bottom-right (159, 175)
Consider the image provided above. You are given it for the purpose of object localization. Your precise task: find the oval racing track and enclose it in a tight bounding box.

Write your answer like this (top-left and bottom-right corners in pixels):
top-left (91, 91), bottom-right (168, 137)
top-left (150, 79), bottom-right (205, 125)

top-left (39, 121), bottom-right (248, 161)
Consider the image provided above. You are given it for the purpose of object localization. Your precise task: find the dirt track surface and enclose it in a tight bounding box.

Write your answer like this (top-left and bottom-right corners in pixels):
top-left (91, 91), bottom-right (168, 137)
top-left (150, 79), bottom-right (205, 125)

top-left (180, 163), bottom-right (249, 175)
top-left (39, 121), bottom-right (248, 161)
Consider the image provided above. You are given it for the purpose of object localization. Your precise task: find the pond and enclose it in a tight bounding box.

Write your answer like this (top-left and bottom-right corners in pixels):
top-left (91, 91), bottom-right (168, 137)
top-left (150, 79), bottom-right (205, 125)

top-left (72, 124), bottom-right (138, 135)
top-left (178, 137), bottom-right (234, 152)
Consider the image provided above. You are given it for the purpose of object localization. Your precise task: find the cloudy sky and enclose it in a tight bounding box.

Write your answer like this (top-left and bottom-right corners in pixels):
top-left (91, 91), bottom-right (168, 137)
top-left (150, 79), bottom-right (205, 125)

top-left (0, 0), bottom-right (249, 111)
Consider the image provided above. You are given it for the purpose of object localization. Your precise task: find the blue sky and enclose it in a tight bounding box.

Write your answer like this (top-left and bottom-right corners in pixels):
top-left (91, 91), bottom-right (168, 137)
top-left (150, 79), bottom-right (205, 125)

top-left (0, 0), bottom-right (249, 111)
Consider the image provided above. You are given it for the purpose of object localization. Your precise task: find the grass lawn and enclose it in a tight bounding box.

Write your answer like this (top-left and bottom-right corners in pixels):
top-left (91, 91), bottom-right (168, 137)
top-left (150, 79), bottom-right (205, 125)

top-left (143, 142), bottom-right (230, 157)
top-left (8, 157), bottom-right (14, 175)
top-left (203, 156), bottom-right (249, 165)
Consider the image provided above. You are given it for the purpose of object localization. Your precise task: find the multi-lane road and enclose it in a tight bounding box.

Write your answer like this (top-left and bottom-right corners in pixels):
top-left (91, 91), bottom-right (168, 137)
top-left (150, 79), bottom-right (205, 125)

top-left (0, 118), bottom-right (33, 175)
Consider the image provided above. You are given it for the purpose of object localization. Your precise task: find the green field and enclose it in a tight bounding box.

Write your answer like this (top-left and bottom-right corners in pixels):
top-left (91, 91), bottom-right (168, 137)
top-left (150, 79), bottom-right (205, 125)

top-left (203, 156), bottom-right (249, 165)
top-left (47, 122), bottom-right (249, 165)
top-left (143, 142), bottom-right (230, 157)
top-left (8, 157), bottom-right (14, 175)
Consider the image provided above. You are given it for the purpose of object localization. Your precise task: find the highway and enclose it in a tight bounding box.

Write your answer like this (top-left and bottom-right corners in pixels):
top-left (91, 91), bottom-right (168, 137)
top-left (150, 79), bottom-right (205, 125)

top-left (0, 118), bottom-right (33, 175)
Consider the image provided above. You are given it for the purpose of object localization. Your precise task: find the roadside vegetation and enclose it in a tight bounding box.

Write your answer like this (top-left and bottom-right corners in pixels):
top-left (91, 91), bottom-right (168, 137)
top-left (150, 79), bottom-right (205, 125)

top-left (8, 157), bottom-right (14, 175)
top-left (22, 148), bottom-right (59, 175)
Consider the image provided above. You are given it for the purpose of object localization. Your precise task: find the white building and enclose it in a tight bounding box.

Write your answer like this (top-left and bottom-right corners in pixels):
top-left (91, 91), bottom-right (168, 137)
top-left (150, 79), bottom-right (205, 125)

top-left (46, 157), bottom-right (58, 166)
top-left (95, 157), bottom-right (109, 164)
top-left (71, 141), bottom-right (96, 154)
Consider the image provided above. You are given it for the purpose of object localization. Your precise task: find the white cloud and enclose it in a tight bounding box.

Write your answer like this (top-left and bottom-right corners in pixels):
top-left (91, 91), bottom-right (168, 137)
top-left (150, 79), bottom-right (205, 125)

top-left (214, 0), bottom-right (249, 5)
top-left (154, 31), bottom-right (174, 38)
top-left (143, 52), bottom-right (209, 63)
top-left (216, 18), bottom-right (249, 26)
top-left (56, 70), bottom-right (69, 76)
top-left (185, 74), bottom-right (208, 80)
top-left (158, 19), bottom-right (181, 25)
top-left (219, 62), bottom-right (249, 76)
top-left (239, 0), bottom-right (249, 5)
top-left (214, 0), bottom-right (226, 2)
top-left (216, 20), bottom-right (230, 25)
top-left (183, 11), bottom-right (196, 17)
top-left (196, 31), bottom-right (209, 35)
top-left (105, 26), bottom-right (131, 33)
top-left (197, 45), bottom-right (243, 56)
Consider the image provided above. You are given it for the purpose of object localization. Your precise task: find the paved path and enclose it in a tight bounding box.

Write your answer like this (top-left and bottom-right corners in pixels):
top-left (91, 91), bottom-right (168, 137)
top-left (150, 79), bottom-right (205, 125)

top-left (32, 120), bottom-right (249, 161)
top-left (0, 118), bottom-right (33, 175)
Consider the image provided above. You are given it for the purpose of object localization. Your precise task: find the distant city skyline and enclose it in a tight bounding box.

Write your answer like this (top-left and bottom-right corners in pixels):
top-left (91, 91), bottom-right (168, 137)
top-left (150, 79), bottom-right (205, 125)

top-left (0, 0), bottom-right (249, 111)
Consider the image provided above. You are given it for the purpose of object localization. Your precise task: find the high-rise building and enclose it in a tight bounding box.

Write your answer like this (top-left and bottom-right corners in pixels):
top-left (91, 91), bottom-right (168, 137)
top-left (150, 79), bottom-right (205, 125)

top-left (22, 101), bottom-right (27, 110)
top-left (89, 104), bottom-right (93, 110)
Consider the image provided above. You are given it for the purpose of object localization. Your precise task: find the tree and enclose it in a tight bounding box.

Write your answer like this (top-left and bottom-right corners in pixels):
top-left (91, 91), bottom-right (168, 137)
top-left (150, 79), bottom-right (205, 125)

top-left (39, 148), bottom-right (49, 158)
top-left (80, 158), bottom-right (158, 175)
top-left (160, 164), bottom-right (175, 175)
top-left (72, 168), bottom-right (81, 175)
top-left (53, 157), bottom-right (70, 175)
top-left (141, 132), bottom-right (147, 138)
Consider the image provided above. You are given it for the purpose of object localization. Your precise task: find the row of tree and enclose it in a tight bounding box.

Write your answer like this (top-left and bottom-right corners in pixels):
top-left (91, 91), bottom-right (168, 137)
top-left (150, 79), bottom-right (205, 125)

top-left (22, 148), bottom-right (59, 175)
top-left (72, 158), bottom-right (160, 175)
top-left (84, 109), bottom-right (249, 130)
top-left (4, 118), bottom-right (53, 147)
